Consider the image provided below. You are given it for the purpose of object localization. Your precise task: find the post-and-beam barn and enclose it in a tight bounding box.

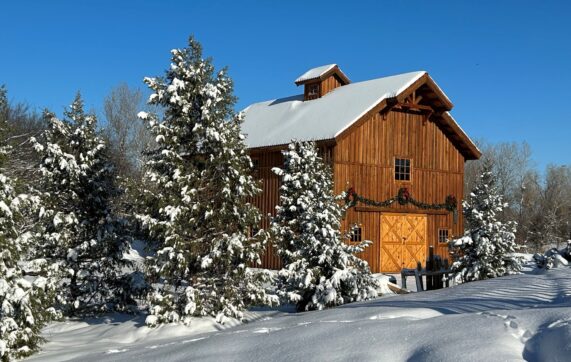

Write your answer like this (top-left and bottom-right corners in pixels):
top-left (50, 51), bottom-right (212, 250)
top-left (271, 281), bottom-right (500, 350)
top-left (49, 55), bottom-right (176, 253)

top-left (241, 64), bottom-right (481, 273)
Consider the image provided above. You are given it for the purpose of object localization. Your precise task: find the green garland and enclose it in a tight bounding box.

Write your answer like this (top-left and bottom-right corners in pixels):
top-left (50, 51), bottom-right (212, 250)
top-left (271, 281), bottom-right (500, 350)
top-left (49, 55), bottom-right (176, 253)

top-left (344, 187), bottom-right (457, 212)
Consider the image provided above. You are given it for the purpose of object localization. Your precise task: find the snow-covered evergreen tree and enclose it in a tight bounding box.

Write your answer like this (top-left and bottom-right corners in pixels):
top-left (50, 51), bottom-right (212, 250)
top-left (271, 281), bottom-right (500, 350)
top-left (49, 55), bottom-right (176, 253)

top-left (0, 86), bottom-right (57, 361)
top-left (271, 141), bottom-right (378, 311)
top-left (450, 161), bottom-right (521, 282)
top-left (30, 94), bottom-right (134, 316)
top-left (137, 37), bottom-right (276, 326)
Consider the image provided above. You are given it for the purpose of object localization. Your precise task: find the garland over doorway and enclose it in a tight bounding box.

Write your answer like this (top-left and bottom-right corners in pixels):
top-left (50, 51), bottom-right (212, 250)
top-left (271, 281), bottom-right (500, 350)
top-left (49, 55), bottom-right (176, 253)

top-left (344, 187), bottom-right (458, 221)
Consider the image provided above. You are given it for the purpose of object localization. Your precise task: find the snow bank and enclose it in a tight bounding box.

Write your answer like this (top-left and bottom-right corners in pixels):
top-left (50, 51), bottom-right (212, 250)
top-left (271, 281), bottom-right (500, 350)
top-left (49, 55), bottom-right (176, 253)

top-left (27, 311), bottom-right (269, 362)
top-left (28, 267), bottom-right (571, 361)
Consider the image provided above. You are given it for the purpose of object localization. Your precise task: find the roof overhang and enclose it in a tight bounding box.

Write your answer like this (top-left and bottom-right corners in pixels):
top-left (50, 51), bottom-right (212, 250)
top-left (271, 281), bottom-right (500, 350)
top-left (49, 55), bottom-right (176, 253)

top-left (438, 112), bottom-right (481, 160)
top-left (294, 65), bottom-right (351, 86)
top-left (396, 73), bottom-right (453, 112)
top-left (334, 73), bottom-right (480, 161)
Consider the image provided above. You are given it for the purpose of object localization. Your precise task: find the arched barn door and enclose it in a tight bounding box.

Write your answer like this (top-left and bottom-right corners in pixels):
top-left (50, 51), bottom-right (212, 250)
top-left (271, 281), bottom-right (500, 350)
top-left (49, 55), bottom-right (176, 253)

top-left (380, 213), bottom-right (427, 272)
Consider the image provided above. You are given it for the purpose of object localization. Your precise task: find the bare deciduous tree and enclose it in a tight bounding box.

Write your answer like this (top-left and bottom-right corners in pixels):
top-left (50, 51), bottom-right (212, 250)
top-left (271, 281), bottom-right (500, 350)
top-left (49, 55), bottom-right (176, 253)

top-left (104, 83), bottom-right (153, 178)
top-left (465, 138), bottom-right (571, 252)
top-left (0, 85), bottom-right (46, 181)
top-left (531, 165), bottom-right (571, 250)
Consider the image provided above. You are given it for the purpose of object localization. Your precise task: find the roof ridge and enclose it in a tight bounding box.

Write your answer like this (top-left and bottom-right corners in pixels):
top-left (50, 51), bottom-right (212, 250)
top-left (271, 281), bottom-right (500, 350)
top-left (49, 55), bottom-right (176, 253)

top-left (248, 70), bottom-right (427, 107)
top-left (294, 64), bottom-right (337, 84)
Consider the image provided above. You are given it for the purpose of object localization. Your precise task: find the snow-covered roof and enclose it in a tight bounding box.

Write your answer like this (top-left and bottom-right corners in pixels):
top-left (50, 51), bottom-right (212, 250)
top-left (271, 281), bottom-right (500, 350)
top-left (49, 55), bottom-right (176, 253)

top-left (294, 64), bottom-right (337, 84)
top-left (242, 71), bottom-right (426, 149)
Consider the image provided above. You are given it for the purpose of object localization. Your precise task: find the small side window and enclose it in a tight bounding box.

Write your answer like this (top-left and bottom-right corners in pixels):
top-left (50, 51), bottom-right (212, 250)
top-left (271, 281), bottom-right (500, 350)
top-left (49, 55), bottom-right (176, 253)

top-left (252, 159), bottom-right (259, 178)
top-left (308, 83), bottom-right (319, 97)
top-left (395, 158), bottom-right (411, 181)
top-left (351, 226), bottom-right (362, 242)
top-left (438, 229), bottom-right (450, 244)
top-left (250, 226), bottom-right (260, 238)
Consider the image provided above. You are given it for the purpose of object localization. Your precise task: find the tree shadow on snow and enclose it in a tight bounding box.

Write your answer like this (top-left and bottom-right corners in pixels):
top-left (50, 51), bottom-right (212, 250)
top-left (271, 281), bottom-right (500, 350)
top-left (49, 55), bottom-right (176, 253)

top-left (339, 272), bottom-right (571, 315)
top-left (75, 312), bottom-right (148, 328)
top-left (523, 318), bottom-right (571, 361)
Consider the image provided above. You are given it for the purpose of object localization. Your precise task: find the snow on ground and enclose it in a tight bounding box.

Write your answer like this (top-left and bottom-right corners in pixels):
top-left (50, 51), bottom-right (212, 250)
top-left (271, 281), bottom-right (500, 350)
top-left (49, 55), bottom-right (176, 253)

top-left (26, 310), bottom-right (285, 362)
top-left (28, 266), bottom-right (571, 362)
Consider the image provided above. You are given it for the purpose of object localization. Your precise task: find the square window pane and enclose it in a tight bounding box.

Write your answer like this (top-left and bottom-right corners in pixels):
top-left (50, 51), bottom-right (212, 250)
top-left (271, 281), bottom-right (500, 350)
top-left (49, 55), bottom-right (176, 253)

top-left (395, 158), bottom-right (411, 181)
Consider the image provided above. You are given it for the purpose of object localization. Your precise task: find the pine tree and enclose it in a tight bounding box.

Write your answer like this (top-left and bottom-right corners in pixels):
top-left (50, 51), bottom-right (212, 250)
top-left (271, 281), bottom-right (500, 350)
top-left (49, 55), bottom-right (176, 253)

top-left (137, 37), bottom-right (277, 326)
top-left (450, 161), bottom-right (521, 282)
top-left (0, 86), bottom-right (57, 361)
top-left (30, 93), bottom-right (134, 316)
top-left (271, 141), bottom-right (378, 312)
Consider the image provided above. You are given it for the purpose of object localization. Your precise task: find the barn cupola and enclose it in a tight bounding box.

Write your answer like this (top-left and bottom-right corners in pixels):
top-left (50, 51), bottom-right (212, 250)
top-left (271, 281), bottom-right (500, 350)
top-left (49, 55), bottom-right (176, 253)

top-left (295, 64), bottom-right (350, 101)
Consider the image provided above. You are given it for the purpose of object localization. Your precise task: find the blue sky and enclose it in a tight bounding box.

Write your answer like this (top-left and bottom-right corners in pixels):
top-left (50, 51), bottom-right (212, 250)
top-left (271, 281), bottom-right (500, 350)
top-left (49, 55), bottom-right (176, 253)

top-left (1, 0), bottom-right (570, 169)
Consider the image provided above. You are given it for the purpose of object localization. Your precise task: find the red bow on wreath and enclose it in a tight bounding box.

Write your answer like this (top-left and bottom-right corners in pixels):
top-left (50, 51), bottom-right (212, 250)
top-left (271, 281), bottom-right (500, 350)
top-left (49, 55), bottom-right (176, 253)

top-left (398, 187), bottom-right (410, 204)
top-left (445, 195), bottom-right (457, 210)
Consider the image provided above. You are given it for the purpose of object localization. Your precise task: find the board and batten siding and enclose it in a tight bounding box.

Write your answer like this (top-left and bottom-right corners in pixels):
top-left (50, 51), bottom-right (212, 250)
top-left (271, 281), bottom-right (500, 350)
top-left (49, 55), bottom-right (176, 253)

top-left (334, 110), bottom-right (465, 271)
top-left (320, 74), bottom-right (345, 97)
top-left (249, 108), bottom-right (466, 272)
top-left (249, 150), bottom-right (283, 269)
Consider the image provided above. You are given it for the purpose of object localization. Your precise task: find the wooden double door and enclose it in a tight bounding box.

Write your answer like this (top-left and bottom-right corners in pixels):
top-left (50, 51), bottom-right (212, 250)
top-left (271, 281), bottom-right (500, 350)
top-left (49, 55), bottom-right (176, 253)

top-left (380, 213), bottom-right (427, 272)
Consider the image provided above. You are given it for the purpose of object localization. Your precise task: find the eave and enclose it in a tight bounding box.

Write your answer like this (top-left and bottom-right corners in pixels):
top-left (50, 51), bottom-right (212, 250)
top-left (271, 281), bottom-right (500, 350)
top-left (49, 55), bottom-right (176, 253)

top-left (294, 65), bottom-right (351, 86)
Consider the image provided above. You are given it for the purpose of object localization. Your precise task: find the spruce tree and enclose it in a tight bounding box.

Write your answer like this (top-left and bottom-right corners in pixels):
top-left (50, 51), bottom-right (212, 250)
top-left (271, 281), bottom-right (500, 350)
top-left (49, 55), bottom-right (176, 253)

top-left (138, 37), bottom-right (276, 326)
top-left (450, 161), bottom-right (521, 282)
top-left (30, 94), bottom-right (134, 316)
top-left (272, 141), bottom-right (378, 312)
top-left (0, 86), bottom-right (57, 361)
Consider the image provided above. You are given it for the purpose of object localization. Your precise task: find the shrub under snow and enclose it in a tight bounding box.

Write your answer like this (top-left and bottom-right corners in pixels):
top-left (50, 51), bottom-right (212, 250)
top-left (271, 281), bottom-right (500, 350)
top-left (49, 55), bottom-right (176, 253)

top-left (533, 242), bottom-right (571, 270)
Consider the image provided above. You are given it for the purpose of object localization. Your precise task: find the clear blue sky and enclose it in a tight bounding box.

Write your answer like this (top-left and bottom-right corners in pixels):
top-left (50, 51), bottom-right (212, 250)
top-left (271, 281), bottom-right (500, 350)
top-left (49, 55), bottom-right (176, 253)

top-left (1, 0), bottom-right (569, 169)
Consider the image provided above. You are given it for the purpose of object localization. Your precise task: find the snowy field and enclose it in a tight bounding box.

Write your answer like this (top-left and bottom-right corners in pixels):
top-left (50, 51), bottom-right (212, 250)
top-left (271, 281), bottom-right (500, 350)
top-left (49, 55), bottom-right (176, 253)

top-left (26, 264), bottom-right (571, 362)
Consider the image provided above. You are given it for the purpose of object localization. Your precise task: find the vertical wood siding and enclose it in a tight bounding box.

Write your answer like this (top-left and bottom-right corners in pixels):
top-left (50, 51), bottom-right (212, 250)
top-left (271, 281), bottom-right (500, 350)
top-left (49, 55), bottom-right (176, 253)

top-left (250, 108), bottom-right (466, 272)
top-left (320, 74), bottom-right (344, 97)
top-left (250, 150), bottom-right (283, 269)
top-left (334, 110), bottom-right (465, 271)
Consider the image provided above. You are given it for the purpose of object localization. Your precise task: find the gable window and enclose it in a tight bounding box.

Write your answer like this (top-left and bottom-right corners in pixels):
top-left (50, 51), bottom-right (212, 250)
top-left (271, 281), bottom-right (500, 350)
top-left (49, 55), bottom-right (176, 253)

top-left (438, 229), bottom-right (450, 244)
top-left (395, 158), bottom-right (411, 181)
top-left (350, 226), bottom-right (362, 242)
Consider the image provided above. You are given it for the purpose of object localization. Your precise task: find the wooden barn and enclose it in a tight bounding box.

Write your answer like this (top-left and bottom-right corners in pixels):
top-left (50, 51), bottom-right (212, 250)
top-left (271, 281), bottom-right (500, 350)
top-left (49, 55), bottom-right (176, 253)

top-left (241, 64), bottom-right (481, 273)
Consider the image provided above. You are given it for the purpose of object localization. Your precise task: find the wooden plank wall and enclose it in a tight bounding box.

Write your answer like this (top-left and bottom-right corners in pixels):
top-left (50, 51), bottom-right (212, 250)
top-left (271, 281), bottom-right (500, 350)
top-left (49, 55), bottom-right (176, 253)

top-left (250, 109), bottom-right (466, 272)
top-left (349, 210), bottom-right (381, 272)
top-left (320, 74), bottom-right (344, 97)
top-left (250, 150), bottom-right (283, 269)
top-left (334, 110), bottom-right (465, 271)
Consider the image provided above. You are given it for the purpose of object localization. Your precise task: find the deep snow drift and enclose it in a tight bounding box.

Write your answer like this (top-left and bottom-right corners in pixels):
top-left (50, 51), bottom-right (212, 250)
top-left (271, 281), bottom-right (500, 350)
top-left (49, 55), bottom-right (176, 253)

top-left (28, 267), bottom-right (571, 362)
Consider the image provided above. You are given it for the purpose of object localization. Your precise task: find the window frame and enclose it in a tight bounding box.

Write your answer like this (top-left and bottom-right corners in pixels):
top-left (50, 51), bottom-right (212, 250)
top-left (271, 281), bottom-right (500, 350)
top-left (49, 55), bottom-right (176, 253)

top-left (394, 157), bottom-right (412, 182)
top-left (438, 228), bottom-right (450, 244)
top-left (249, 225), bottom-right (260, 238)
top-left (350, 225), bottom-right (362, 243)
top-left (306, 82), bottom-right (321, 99)
top-left (251, 158), bottom-right (260, 178)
